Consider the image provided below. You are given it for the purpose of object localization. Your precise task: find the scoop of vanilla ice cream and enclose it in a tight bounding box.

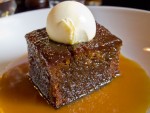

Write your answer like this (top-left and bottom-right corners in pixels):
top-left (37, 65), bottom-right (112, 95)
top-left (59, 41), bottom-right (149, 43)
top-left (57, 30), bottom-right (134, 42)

top-left (46, 1), bottom-right (96, 45)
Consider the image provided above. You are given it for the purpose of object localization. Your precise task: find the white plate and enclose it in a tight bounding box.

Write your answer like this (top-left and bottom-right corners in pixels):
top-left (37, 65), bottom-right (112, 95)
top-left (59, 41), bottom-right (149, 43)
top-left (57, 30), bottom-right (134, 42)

top-left (0, 7), bottom-right (150, 76)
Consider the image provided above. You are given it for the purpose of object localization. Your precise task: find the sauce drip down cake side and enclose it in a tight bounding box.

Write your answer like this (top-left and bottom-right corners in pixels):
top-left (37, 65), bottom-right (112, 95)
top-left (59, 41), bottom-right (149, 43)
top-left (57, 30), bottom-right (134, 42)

top-left (25, 23), bottom-right (122, 108)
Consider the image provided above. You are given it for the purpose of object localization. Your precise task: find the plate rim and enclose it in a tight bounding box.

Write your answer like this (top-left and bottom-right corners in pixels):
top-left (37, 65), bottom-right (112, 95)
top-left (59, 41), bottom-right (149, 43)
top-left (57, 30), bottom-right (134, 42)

top-left (0, 6), bottom-right (150, 21)
top-left (0, 6), bottom-right (150, 76)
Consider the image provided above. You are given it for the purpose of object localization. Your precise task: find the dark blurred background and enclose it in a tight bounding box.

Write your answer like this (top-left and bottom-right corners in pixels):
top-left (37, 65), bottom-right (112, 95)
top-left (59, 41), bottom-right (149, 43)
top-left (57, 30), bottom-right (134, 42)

top-left (15, 0), bottom-right (150, 13)
top-left (102, 0), bottom-right (150, 11)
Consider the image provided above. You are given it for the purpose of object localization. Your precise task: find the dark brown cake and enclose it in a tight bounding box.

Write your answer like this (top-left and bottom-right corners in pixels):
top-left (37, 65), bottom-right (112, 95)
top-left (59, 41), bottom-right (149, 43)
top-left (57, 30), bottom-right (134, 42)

top-left (25, 23), bottom-right (122, 108)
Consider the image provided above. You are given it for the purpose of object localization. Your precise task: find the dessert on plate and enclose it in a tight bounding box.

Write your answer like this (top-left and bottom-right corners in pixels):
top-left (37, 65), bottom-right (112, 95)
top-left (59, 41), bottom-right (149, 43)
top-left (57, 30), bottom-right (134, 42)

top-left (25, 1), bottom-right (122, 108)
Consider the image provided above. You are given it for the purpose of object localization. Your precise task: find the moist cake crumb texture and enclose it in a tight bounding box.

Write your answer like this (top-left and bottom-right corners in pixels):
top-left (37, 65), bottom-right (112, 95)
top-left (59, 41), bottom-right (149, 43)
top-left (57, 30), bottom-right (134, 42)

top-left (25, 23), bottom-right (122, 108)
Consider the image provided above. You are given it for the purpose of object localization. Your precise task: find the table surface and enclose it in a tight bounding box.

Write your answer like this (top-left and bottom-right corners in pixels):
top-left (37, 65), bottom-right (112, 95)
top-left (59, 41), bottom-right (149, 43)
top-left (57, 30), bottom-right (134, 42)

top-left (15, 0), bottom-right (150, 14)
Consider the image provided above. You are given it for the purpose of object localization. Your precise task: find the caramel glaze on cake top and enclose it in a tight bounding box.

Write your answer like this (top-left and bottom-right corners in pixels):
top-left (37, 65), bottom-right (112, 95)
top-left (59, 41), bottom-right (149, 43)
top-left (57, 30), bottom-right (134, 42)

top-left (25, 23), bottom-right (122, 108)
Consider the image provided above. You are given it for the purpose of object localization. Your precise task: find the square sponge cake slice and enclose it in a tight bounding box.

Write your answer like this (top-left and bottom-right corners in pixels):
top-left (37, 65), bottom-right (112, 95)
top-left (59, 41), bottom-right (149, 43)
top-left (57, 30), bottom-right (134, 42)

top-left (25, 23), bottom-right (122, 108)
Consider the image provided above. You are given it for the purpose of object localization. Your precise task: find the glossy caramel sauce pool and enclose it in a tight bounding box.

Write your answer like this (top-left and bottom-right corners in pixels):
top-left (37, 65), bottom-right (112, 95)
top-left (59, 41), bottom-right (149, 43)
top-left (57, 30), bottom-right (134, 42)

top-left (0, 56), bottom-right (150, 113)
